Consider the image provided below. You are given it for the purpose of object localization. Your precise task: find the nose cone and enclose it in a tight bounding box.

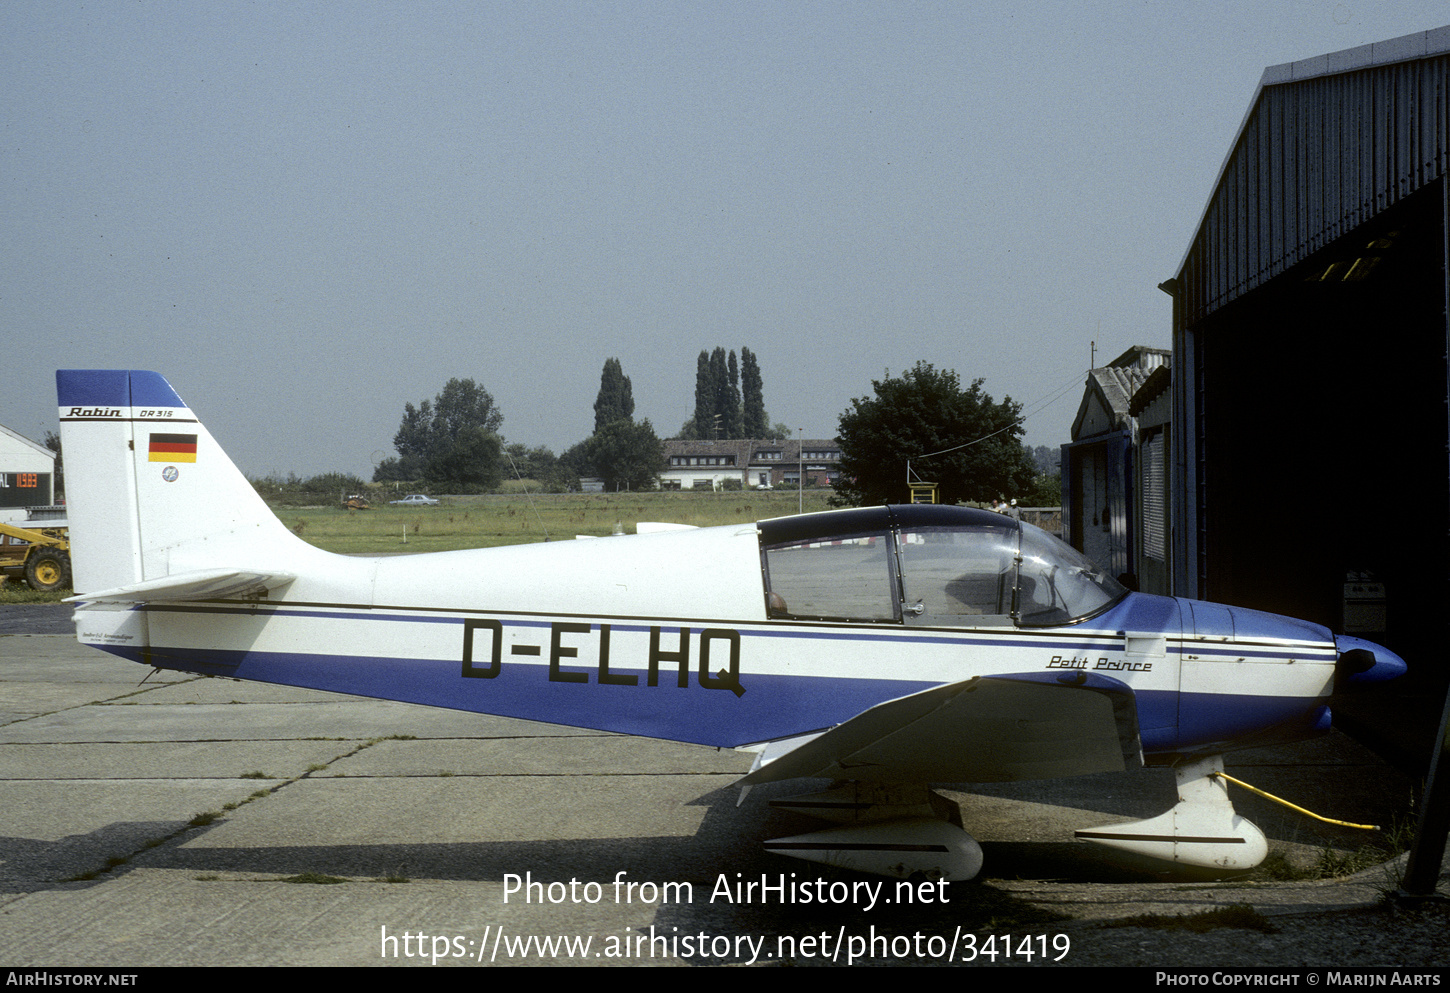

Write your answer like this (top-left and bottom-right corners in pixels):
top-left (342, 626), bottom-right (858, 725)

top-left (1335, 634), bottom-right (1408, 685)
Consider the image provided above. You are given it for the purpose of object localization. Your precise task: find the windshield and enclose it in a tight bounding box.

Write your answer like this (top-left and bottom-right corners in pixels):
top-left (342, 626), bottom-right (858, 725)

top-left (1014, 521), bottom-right (1127, 625)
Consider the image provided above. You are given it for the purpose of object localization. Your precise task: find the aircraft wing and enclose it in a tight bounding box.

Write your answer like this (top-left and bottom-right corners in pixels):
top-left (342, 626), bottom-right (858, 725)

top-left (65, 569), bottom-right (297, 604)
top-left (740, 673), bottom-right (1141, 786)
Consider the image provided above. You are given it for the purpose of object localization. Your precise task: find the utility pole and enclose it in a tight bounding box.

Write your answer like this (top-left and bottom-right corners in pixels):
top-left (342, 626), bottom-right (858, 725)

top-left (797, 428), bottom-right (803, 515)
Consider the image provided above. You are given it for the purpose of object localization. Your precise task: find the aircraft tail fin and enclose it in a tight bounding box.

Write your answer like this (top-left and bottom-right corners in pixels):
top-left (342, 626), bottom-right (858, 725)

top-left (56, 370), bottom-right (304, 595)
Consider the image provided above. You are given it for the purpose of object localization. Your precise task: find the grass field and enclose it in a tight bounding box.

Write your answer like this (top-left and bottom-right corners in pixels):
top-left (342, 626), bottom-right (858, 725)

top-left (276, 489), bottom-right (840, 554)
top-left (0, 582), bottom-right (68, 603)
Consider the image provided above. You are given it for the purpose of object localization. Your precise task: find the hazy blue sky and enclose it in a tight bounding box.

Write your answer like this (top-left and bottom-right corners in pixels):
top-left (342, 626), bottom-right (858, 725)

top-left (3, 2), bottom-right (1445, 478)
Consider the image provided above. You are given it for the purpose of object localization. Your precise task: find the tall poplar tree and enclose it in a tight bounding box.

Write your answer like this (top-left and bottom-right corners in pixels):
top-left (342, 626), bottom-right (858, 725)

top-left (726, 350), bottom-right (743, 438)
top-left (709, 347), bottom-right (731, 438)
top-left (693, 351), bottom-right (714, 438)
top-left (593, 358), bottom-right (635, 433)
top-left (684, 345), bottom-right (769, 439)
top-left (741, 347), bottom-right (767, 437)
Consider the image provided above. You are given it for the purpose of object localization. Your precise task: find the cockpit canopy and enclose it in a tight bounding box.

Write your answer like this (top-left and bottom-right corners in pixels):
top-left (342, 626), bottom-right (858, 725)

top-left (758, 504), bottom-right (1125, 627)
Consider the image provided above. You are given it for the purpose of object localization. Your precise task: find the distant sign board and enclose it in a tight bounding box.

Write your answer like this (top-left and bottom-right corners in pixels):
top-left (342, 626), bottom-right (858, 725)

top-left (0, 472), bottom-right (52, 509)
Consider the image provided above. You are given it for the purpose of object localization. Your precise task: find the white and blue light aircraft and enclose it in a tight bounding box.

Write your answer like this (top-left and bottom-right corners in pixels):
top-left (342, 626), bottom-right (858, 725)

top-left (56, 370), bottom-right (1406, 881)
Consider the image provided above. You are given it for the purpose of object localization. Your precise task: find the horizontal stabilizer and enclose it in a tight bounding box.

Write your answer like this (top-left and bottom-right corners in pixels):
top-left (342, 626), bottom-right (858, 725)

top-left (67, 569), bottom-right (296, 604)
top-left (741, 673), bottom-right (1140, 786)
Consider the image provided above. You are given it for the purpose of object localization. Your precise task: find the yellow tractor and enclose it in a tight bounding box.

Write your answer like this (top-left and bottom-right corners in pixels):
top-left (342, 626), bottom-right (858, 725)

top-left (0, 522), bottom-right (72, 591)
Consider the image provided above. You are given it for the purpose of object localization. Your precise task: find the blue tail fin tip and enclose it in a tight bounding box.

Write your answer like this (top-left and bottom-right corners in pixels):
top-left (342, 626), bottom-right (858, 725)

top-left (57, 370), bottom-right (186, 410)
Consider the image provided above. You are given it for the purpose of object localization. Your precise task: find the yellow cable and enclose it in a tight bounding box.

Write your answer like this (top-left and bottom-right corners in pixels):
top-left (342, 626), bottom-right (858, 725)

top-left (1212, 771), bottom-right (1379, 831)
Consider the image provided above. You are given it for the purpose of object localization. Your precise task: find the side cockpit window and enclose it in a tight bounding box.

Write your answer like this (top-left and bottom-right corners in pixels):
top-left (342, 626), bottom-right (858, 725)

top-left (896, 525), bottom-right (1017, 625)
top-left (762, 532), bottom-right (897, 622)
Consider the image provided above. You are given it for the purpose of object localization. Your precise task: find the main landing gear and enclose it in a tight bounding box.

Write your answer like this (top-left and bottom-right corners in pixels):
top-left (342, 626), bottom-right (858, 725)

top-left (754, 754), bottom-right (1269, 881)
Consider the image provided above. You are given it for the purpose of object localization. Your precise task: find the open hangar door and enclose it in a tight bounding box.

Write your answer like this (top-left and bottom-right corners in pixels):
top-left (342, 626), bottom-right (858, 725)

top-left (1191, 181), bottom-right (1447, 669)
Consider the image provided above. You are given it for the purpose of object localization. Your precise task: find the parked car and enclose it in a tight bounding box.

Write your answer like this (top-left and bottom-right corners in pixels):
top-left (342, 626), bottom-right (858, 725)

top-left (389, 494), bottom-right (439, 506)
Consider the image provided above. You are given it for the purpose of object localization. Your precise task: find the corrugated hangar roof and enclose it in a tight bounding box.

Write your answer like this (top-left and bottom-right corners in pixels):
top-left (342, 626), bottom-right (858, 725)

top-left (1171, 25), bottom-right (1450, 326)
top-left (1070, 346), bottom-right (1169, 439)
top-left (1128, 364), bottom-right (1171, 418)
top-left (1093, 365), bottom-right (1151, 415)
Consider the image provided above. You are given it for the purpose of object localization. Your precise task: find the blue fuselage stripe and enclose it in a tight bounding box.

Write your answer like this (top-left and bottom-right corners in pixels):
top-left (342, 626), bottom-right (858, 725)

top-left (110, 601), bottom-right (1331, 754)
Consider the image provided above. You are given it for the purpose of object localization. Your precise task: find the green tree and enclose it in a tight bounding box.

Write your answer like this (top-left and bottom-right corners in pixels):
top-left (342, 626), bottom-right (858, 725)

top-left (43, 431), bottom-right (64, 498)
top-left (1023, 444), bottom-right (1063, 507)
top-left (433, 378), bottom-right (503, 438)
top-left (741, 347), bottom-right (767, 437)
top-left (502, 442), bottom-right (575, 492)
top-left (588, 418), bottom-right (665, 491)
top-left (1024, 468), bottom-right (1063, 508)
top-left (424, 424), bottom-right (503, 491)
top-left (709, 347), bottom-right (732, 438)
top-left (693, 351), bottom-right (715, 439)
top-left (558, 438), bottom-right (595, 486)
top-left (1029, 444), bottom-right (1060, 475)
top-left (384, 400), bottom-right (434, 479)
top-left (252, 471), bottom-right (371, 507)
top-left (375, 379), bottom-right (504, 489)
top-left (725, 350), bottom-right (743, 438)
top-left (371, 456), bottom-right (410, 482)
top-left (593, 358), bottom-right (635, 433)
top-left (833, 362), bottom-right (1037, 507)
top-left (686, 346), bottom-right (766, 439)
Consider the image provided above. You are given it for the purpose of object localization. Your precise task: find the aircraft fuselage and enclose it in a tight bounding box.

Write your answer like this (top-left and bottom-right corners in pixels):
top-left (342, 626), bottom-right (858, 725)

top-left (77, 521), bottom-right (1343, 764)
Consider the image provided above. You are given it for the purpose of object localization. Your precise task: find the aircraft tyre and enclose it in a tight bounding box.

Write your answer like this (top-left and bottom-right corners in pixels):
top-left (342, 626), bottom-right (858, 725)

top-left (25, 549), bottom-right (71, 592)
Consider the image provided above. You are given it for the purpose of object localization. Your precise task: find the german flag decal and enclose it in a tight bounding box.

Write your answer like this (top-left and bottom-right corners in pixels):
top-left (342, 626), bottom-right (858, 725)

top-left (148, 433), bottom-right (198, 463)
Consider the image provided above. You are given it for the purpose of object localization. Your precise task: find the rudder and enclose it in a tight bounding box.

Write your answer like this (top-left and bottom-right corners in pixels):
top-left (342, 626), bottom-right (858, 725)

top-left (56, 370), bottom-right (299, 595)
